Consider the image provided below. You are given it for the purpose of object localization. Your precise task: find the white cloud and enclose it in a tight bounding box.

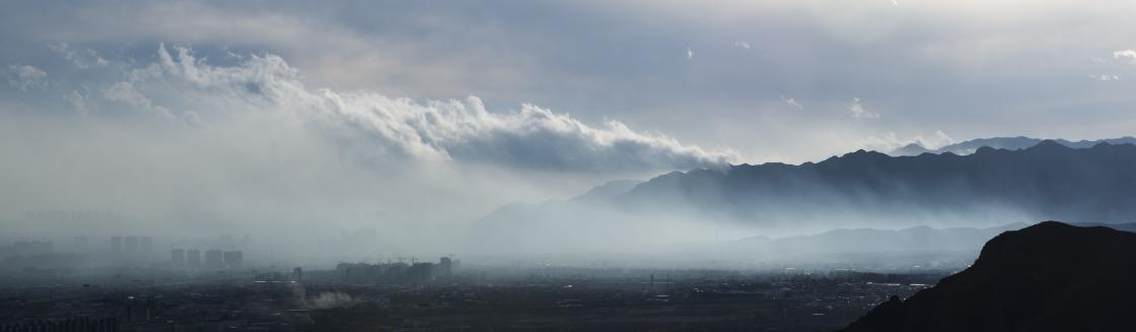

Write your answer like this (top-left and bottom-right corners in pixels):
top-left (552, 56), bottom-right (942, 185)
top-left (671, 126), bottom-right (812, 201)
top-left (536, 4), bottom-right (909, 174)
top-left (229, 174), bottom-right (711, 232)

top-left (64, 90), bottom-right (91, 115)
top-left (4, 1), bottom-right (1135, 162)
top-left (781, 95), bottom-right (803, 109)
top-left (102, 81), bottom-right (172, 118)
top-left (848, 97), bottom-right (879, 119)
top-left (7, 64), bottom-right (47, 91)
top-left (48, 43), bottom-right (108, 69)
top-left (1114, 49), bottom-right (1136, 64)
top-left (862, 130), bottom-right (954, 152)
top-left (922, 130), bottom-right (954, 149)
top-left (64, 44), bottom-right (739, 173)
top-left (733, 41), bottom-right (751, 49)
top-left (1089, 74), bottom-right (1120, 81)
top-left (686, 47), bottom-right (694, 60)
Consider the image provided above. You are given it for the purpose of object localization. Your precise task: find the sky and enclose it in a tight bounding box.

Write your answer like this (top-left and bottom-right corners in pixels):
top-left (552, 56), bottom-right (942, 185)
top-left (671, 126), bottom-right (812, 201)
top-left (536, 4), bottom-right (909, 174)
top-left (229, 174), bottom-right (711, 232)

top-left (2, 1), bottom-right (1136, 258)
top-left (3, 0), bottom-right (1136, 164)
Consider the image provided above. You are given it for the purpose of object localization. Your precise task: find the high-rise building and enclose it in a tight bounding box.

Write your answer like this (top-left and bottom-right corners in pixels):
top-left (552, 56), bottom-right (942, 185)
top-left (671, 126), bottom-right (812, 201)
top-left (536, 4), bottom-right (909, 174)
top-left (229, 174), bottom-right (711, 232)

top-left (110, 236), bottom-right (123, 257)
top-left (73, 236), bottom-right (88, 253)
top-left (223, 251), bottom-right (243, 268)
top-left (186, 249), bottom-right (201, 267)
top-left (204, 249), bottom-right (223, 268)
top-left (140, 237), bottom-right (153, 257)
top-left (124, 236), bottom-right (139, 256)
top-left (11, 240), bottom-right (53, 256)
top-left (171, 249), bottom-right (185, 266)
top-left (438, 257), bottom-right (453, 278)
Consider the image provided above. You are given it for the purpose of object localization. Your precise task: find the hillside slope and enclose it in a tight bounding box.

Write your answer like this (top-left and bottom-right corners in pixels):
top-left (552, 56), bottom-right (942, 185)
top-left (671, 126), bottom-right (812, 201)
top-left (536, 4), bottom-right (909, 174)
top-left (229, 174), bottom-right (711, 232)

top-left (841, 221), bottom-right (1136, 332)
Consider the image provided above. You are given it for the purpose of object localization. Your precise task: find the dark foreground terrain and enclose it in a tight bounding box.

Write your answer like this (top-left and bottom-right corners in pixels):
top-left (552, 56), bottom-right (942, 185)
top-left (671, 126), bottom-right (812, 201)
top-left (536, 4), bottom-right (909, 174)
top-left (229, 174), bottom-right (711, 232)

top-left (842, 221), bottom-right (1136, 332)
top-left (7, 221), bottom-right (1134, 331)
top-left (308, 272), bottom-right (939, 331)
top-left (0, 269), bottom-right (942, 332)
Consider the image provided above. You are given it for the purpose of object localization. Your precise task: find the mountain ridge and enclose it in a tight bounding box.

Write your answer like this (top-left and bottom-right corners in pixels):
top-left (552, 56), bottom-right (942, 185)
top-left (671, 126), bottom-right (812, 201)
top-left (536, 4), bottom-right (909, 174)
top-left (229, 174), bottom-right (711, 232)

top-left (889, 136), bottom-right (1136, 156)
top-left (613, 140), bottom-right (1136, 224)
top-left (470, 140), bottom-right (1136, 253)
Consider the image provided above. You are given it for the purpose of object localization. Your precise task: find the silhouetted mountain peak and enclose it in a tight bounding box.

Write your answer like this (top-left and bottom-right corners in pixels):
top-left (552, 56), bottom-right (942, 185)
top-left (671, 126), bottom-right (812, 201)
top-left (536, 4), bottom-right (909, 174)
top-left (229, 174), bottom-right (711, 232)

top-left (1022, 219), bottom-right (1072, 230)
top-left (892, 143), bottom-right (932, 156)
top-left (840, 149), bottom-right (890, 160)
top-left (1026, 139), bottom-right (1070, 152)
top-left (842, 221), bottom-right (1136, 332)
top-left (973, 146), bottom-right (998, 154)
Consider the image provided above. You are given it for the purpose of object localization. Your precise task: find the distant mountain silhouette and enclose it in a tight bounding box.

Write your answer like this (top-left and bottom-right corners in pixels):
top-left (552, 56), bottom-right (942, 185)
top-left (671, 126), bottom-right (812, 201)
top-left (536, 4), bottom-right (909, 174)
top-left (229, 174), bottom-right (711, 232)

top-left (704, 223), bottom-right (1028, 269)
top-left (890, 136), bottom-right (1136, 156)
top-left (471, 141), bottom-right (1136, 253)
top-left (890, 142), bottom-right (934, 156)
top-left (841, 221), bottom-right (1136, 332)
top-left (733, 223), bottom-right (1026, 257)
top-left (618, 140), bottom-right (1136, 225)
top-left (573, 179), bottom-right (642, 202)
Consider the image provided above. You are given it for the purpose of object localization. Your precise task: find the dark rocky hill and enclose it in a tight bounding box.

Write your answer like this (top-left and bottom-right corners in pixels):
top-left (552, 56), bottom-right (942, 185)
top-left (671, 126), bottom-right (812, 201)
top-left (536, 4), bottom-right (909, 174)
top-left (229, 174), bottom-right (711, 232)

top-left (841, 221), bottom-right (1136, 332)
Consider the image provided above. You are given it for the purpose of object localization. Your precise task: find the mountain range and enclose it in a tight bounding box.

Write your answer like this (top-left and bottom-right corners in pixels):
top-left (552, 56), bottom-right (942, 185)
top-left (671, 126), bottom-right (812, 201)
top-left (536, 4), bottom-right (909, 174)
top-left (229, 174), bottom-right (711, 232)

top-left (841, 221), bottom-right (1136, 332)
top-left (889, 136), bottom-right (1136, 156)
top-left (731, 223), bottom-right (1024, 257)
top-left (620, 140), bottom-right (1136, 224)
top-left (472, 140), bottom-right (1136, 253)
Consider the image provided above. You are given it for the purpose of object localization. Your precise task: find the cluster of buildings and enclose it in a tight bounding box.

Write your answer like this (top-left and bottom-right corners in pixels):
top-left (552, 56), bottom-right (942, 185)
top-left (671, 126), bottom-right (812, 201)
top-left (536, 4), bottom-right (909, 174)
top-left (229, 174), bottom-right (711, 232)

top-left (170, 248), bottom-right (243, 269)
top-left (0, 240), bottom-right (73, 271)
top-left (336, 257), bottom-right (455, 284)
top-left (2, 233), bottom-right (254, 271)
top-left (0, 240), bottom-right (54, 258)
top-left (108, 235), bottom-right (153, 261)
top-left (0, 235), bottom-right (161, 271)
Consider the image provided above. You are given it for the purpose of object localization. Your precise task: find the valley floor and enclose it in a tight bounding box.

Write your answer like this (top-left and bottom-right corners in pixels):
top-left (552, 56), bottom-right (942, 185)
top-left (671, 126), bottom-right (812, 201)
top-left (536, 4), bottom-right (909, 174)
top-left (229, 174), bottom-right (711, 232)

top-left (0, 269), bottom-right (945, 331)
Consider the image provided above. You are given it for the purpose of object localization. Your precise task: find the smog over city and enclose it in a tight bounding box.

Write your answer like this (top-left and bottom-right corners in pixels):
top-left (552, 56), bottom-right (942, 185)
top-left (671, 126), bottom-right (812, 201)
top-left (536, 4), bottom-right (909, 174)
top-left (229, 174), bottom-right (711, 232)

top-left (3, 1), bottom-right (1136, 331)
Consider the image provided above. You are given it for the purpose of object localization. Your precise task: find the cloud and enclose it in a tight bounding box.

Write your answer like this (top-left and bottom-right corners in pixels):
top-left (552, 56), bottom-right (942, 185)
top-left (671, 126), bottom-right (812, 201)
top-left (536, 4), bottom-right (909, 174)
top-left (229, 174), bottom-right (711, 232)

top-left (781, 96), bottom-right (803, 109)
top-left (48, 43), bottom-right (108, 69)
top-left (733, 41), bottom-right (751, 49)
top-left (64, 90), bottom-right (91, 115)
top-left (1089, 74), bottom-right (1120, 81)
top-left (7, 64), bottom-right (47, 91)
top-left (1114, 49), bottom-right (1136, 64)
top-left (2, 1), bottom-right (1135, 164)
top-left (4, 2), bottom-right (1135, 164)
top-left (686, 47), bottom-right (694, 60)
top-left (37, 44), bottom-right (738, 173)
top-left (102, 81), bottom-right (172, 118)
top-left (862, 130), bottom-right (954, 152)
top-left (921, 130), bottom-right (954, 149)
top-left (848, 97), bottom-right (879, 119)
